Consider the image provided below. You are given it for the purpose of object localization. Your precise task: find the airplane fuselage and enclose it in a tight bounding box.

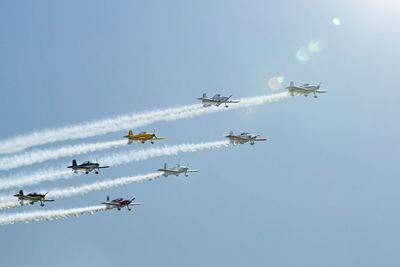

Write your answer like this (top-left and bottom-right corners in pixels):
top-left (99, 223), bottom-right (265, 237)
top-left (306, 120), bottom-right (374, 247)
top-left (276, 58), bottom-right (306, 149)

top-left (124, 131), bottom-right (165, 144)
top-left (68, 160), bottom-right (109, 174)
top-left (226, 132), bottom-right (267, 145)
top-left (286, 82), bottom-right (326, 98)
top-left (158, 164), bottom-right (198, 177)
top-left (197, 94), bottom-right (239, 108)
top-left (14, 191), bottom-right (54, 207)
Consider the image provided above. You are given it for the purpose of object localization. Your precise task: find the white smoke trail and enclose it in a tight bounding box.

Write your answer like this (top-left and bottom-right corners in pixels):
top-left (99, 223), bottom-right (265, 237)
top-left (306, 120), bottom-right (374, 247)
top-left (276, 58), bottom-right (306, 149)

top-left (99, 140), bottom-right (230, 166)
top-left (0, 200), bottom-right (23, 211)
top-left (0, 169), bottom-right (72, 191)
top-left (0, 140), bottom-right (127, 171)
top-left (0, 140), bottom-right (230, 190)
top-left (48, 172), bottom-right (162, 199)
top-left (0, 92), bottom-right (289, 154)
top-left (0, 205), bottom-right (108, 225)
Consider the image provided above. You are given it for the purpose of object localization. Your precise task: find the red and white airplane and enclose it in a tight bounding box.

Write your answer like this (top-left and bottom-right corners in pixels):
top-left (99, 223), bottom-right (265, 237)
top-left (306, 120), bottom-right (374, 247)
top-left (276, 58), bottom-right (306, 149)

top-left (102, 196), bottom-right (141, 211)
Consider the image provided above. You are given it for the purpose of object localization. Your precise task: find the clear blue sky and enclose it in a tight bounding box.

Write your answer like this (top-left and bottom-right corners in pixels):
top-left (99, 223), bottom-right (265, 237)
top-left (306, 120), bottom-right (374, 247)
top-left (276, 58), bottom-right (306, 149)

top-left (0, 1), bottom-right (399, 266)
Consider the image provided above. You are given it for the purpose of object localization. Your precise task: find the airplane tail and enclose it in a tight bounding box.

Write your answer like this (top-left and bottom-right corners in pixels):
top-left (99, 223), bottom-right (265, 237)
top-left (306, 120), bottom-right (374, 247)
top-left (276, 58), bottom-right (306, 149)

top-left (124, 130), bottom-right (133, 138)
top-left (317, 82), bottom-right (322, 89)
top-left (202, 93), bottom-right (207, 98)
top-left (19, 190), bottom-right (23, 196)
top-left (289, 81), bottom-right (294, 86)
top-left (164, 163), bottom-right (167, 169)
top-left (106, 195), bottom-right (110, 201)
top-left (68, 160), bottom-right (77, 168)
top-left (229, 131), bottom-right (234, 136)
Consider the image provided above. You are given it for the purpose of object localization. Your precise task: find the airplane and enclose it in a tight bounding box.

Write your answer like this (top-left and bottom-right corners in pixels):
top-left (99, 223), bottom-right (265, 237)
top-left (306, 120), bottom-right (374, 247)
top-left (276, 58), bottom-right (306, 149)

top-left (67, 159), bottom-right (109, 174)
top-left (225, 131), bottom-right (267, 145)
top-left (13, 190), bottom-right (55, 207)
top-left (102, 196), bottom-right (141, 211)
top-left (157, 163), bottom-right (199, 177)
top-left (197, 93), bottom-right (240, 108)
top-left (123, 130), bottom-right (166, 145)
top-left (286, 81), bottom-right (327, 98)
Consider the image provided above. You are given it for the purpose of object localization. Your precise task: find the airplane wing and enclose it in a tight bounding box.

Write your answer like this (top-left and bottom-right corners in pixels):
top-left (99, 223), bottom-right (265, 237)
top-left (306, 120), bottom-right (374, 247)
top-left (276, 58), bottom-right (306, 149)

top-left (102, 201), bottom-right (119, 206)
top-left (159, 169), bottom-right (181, 173)
top-left (316, 90), bottom-right (328, 93)
top-left (154, 137), bottom-right (166, 141)
top-left (226, 100), bottom-right (240, 103)
top-left (130, 203), bottom-right (141, 206)
top-left (43, 199), bottom-right (55, 202)
top-left (19, 195), bottom-right (36, 201)
top-left (254, 138), bottom-right (267, 141)
top-left (99, 166), bottom-right (110, 169)
top-left (127, 139), bottom-right (134, 145)
top-left (187, 170), bottom-right (199, 173)
top-left (293, 87), bottom-right (309, 93)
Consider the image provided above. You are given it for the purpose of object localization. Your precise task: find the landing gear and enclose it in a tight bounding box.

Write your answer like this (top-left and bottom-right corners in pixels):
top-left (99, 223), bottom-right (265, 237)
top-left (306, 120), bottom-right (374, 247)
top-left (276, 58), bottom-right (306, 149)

top-left (128, 207), bottom-right (132, 211)
top-left (95, 171), bottom-right (99, 174)
top-left (40, 202), bottom-right (44, 207)
top-left (151, 141), bottom-right (154, 144)
top-left (117, 208), bottom-right (121, 211)
top-left (85, 171), bottom-right (89, 174)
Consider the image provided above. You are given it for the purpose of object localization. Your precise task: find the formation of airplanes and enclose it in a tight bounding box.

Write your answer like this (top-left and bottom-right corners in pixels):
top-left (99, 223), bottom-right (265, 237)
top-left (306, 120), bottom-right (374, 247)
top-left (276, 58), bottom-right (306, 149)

top-left (11, 85), bottom-right (326, 212)
top-left (67, 159), bottom-right (109, 174)
top-left (124, 130), bottom-right (166, 144)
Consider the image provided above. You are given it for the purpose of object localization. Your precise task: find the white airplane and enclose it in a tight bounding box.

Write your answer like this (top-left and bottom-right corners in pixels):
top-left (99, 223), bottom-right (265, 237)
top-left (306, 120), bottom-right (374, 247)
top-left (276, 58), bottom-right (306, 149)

top-left (102, 196), bottom-right (141, 211)
top-left (157, 163), bottom-right (199, 177)
top-left (225, 131), bottom-right (267, 145)
top-left (286, 81), bottom-right (327, 98)
top-left (197, 93), bottom-right (240, 108)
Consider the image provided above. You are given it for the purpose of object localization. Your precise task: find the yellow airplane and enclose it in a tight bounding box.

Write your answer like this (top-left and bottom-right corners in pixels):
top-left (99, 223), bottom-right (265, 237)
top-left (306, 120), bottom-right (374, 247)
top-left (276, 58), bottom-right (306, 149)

top-left (123, 130), bottom-right (166, 144)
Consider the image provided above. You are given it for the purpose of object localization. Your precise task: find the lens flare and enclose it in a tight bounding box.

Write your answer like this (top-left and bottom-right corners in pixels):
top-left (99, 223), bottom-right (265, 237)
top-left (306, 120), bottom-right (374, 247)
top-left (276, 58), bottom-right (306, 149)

top-left (308, 40), bottom-right (322, 53)
top-left (268, 76), bottom-right (285, 91)
top-left (296, 47), bottom-right (311, 62)
top-left (332, 17), bottom-right (341, 26)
